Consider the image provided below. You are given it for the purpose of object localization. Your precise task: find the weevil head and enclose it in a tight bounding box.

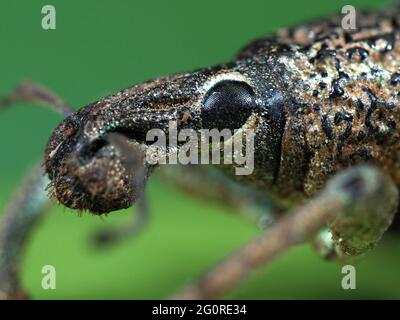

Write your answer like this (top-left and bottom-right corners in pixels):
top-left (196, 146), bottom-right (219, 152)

top-left (44, 56), bottom-right (286, 214)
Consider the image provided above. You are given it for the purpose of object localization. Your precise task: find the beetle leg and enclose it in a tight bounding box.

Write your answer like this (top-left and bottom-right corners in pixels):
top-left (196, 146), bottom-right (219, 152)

top-left (90, 133), bottom-right (149, 248)
top-left (155, 165), bottom-right (276, 227)
top-left (0, 164), bottom-right (50, 299)
top-left (0, 82), bottom-right (72, 299)
top-left (92, 151), bottom-right (277, 248)
top-left (91, 196), bottom-right (148, 248)
top-left (172, 165), bottom-right (398, 299)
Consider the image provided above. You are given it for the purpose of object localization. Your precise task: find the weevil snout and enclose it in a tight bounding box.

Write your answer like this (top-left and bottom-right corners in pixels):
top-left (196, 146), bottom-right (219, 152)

top-left (44, 111), bottom-right (149, 214)
top-left (43, 72), bottom-right (205, 214)
top-left (44, 64), bottom-right (273, 214)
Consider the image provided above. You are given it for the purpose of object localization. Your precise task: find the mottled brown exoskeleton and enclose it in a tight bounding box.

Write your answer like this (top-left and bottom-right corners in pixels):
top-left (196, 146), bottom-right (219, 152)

top-left (1, 8), bottom-right (400, 299)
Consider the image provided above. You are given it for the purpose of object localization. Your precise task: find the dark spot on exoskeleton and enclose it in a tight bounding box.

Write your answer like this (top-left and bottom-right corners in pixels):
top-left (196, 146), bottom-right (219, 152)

top-left (356, 99), bottom-right (364, 109)
top-left (371, 68), bottom-right (380, 76)
top-left (390, 72), bottom-right (400, 85)
top-left (330, 79), bottom-right (345, 98)
top-left (359, 147), bottom-right (372, 160)
top-left (363, 88), bottom-right (377, 107)
top-left (359, 72), bottom-right (367, 78)
top-left (319, 82), bottom-right (327, 90)
top-left (357, 130), bottom-right (366, 141)
top-left (309, 73), bottom-right (317, 79)
top-left (330, 71), bottom-right (350, 99)
top-left (176, 110), bottom-right (183, 118)
top-left (309, 48), bottom-right (337, 64)
top-left (363, 88), bottom-right (397, 111)
top-left (334, 109), bottom-right (353, 125)
top-left (363, 88), bottom-right (379, 133)
top-left (312, 90), bottom-right (319, 97)
top-left (321, 70), bottom-right (328, 78)
top-left (379, 97), bottom-right (397, 111)
top-left (385, 33), bottom-right (395, 51)
top-left (367, 39), bottom-right (377, 50)
top-left (338, 121), bottom-right (353, 141)
top-left (345, 47), bottom-right (369, 61)
top-left (363, 32), bottom-right (396, 52)
top-left (338, 71), bottom-right (350, 80)
top-left (334, 112), bottom-right (342, 125)
top-left (388, 120), bottom-right (397, 130)
top-left (335, 109), bottom-right (353, 158)
top-left (376, 109), bottom-right (384, 121)
top-left (321, 114), bottom-right (333, 139)
top-left (334, 58), bottom-right (341, 71)
top-left (349, 147), bottom-right (372, 163)
top-left (313, 104), bottom-right (322, 112)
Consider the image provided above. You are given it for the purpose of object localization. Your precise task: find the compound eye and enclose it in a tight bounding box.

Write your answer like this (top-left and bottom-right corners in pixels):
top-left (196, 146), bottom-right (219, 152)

top-left (202, 80), bottom-right (256, 130)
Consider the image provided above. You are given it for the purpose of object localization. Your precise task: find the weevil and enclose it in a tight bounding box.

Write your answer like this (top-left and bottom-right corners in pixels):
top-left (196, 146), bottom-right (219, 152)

top-left (1, 7), bottom-right (400, 299)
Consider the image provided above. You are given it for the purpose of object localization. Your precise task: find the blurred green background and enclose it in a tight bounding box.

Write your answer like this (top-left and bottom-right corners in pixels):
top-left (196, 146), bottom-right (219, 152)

top-left (1, 0), bottom-right (399, 299)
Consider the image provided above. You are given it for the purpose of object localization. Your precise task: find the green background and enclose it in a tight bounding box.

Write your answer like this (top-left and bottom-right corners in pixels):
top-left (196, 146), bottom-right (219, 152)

top-left (1, 0), bottom-right (399, 299)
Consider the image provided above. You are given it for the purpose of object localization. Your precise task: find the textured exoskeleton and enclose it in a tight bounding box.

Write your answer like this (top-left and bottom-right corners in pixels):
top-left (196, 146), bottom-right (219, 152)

top-left (1, 7), bottom-right (400, 299)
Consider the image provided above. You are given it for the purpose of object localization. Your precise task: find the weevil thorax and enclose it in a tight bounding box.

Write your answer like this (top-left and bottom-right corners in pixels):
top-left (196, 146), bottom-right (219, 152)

top-left (253, 10), bottom-right (400, 201)
top-left (44, 57), bottom-right (287, 214)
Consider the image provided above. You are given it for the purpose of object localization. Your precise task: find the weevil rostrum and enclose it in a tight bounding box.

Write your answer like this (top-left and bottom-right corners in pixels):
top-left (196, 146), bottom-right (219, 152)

top-left (1, 7), bottom-right (400, 299)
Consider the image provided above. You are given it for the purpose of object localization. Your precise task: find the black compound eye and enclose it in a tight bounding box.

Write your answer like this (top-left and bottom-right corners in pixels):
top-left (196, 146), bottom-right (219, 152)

top-left (202, 80), bottom-right (257, 130)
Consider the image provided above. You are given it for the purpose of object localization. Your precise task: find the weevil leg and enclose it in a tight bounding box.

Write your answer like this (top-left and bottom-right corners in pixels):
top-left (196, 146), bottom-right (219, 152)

top-left (171, 165), bottom-right (398, 299)
top-left (322, 167), bottom-right (398, 258)
top-left (0, 164), bottom-right (50, 299)
top-left (92, 195), bottom-right (148, 248)
top-left (0, 81), bottom-right (72, 298)
top-left (91, 133), bottom-right (149, 248)
top-left (0, 80), bottom-right (74, 115)
top-left (93, 156), bottom-right (277, 248)
top-left (155, 165), bottom-right (276, 227)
